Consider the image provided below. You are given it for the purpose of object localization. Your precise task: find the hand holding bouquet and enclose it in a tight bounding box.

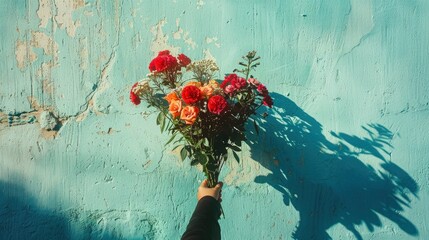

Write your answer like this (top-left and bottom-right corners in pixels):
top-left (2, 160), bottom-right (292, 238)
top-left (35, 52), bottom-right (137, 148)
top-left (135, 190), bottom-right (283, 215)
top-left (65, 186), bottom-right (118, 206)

top-left (130, 50), bottom-right (272, 187)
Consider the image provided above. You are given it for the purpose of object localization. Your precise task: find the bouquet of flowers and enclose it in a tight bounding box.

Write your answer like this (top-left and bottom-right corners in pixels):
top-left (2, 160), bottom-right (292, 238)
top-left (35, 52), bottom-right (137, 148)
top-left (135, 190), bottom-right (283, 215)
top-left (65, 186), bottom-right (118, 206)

top-left (130, 50), bottom-right (272, 187)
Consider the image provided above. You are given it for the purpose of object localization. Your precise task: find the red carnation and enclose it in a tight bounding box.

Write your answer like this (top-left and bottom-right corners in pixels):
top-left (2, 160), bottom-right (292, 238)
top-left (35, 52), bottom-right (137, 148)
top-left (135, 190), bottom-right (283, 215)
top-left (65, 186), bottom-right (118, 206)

top-left (257, 84), bottom-right (269, 96)
top-left (158, 50), bottom-right (171, 56)
top-left (220, 74), bottom-right (238, 89)
top-left (231, 76), bottom-right (247, 89)
top-left (181, 85), bottom-right (202, 104)
top-left (208, 95), bottom-right (228, 115)
top-left (130, 83), bottom-right (141, 105)
top-left (148, 51), bottom-right (179, 72)
top-left (178, 54), bottom-right (191, 67)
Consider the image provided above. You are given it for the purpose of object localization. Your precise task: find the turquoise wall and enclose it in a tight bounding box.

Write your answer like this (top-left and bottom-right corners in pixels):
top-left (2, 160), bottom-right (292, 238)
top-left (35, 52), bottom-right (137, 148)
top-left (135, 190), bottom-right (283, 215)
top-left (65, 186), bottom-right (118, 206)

top-left (1, 0), bottom-right (428, 239)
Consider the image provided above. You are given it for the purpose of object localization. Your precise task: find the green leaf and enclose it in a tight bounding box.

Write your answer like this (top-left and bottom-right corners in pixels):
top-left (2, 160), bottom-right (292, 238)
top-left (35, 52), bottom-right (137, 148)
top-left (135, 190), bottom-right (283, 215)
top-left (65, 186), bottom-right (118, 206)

top-left (171, 144), bottom-right (182, 151)
top-left (156, 112), bottom-right (163, 126)
top-left (160, 114), bottom-right (166, 133)
top-left (228, 144), bottom-right (241, 152)
top-left (164, 133), bottom-right (177, 146)
top-left (195, 152), bottom-right (208, 165)
top-left (196, 138), bottom-right (204, 148)
top-left (180, 146), bottom-right (188, 161)
top-left (232, 151), bottom-right (240, 163)
top-left (190, 158), bottom-right (199, 166)
top-left (253, 119), bottom-right (259, 135)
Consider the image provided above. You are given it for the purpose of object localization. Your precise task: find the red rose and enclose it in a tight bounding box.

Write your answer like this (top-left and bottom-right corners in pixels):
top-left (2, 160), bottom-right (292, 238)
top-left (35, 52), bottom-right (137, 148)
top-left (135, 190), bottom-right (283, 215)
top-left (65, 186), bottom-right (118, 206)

top-left (263, 95), bottom-right (273, 108)
top-left (181, 85), bottom-right (202, 104)
top-left (148, 50), bottom-right (178, 72)
top-left (208, 95), bottom-right (228, 115)
top-left (178, 54), bottom-right (191, 67)
top-left (130, 82), bottom-right (141, 105)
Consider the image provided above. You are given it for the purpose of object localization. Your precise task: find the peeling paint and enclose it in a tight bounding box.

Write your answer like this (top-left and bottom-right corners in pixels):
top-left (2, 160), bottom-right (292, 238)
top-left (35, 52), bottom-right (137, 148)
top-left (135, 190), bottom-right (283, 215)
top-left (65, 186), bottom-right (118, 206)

top-left (205, 36), bottom-right (220, 48)
top-left (37, 0), bottom-right (52, 28)
top-left (53, 0), bottom-right (86, 37)
top-left (203, 49), bottom-right (216, 61)
top-left (173, 18), bottom-right (183, 40)
top-left (182, 31), bottom-right (197, 49)
top-left (30, 31), bottom-right (59, 62)
top-left (150, 18), bottom-right (180, 55)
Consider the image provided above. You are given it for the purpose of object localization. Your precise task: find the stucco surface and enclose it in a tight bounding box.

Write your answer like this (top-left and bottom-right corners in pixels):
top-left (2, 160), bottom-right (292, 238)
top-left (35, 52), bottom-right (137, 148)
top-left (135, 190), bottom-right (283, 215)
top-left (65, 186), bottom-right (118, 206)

top-left (1, 0), bottom-right (428, 239)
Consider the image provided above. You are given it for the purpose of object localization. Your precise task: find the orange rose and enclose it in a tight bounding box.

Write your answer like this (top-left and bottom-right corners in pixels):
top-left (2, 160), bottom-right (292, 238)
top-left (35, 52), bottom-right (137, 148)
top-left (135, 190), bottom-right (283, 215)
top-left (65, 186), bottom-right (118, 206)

top-left (180, 106), bottom-right (199, 125)
top-left (185, 81), bottom-right (202, 87)
top-left (164, 91), bottom-right (179, 104)
top-left (169, 100), bottom-right (182, 118)
top-left (199, 85), bottom-right (214, 98)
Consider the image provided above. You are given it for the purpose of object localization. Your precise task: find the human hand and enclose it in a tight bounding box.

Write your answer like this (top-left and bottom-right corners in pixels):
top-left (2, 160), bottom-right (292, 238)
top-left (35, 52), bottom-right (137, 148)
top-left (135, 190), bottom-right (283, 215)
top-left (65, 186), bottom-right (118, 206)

top-left (197, 179), bottom-right (223, 202)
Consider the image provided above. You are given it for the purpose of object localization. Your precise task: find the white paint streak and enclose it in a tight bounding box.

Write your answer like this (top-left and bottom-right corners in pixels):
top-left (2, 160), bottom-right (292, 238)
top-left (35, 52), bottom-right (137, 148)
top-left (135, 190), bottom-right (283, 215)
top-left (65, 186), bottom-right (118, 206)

top-left (79, 37), bottom-right (88, 70)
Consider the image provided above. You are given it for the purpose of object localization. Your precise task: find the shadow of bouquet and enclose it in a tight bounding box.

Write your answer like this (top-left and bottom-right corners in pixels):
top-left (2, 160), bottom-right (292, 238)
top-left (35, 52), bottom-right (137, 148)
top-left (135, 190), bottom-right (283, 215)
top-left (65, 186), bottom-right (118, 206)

top-left (247, 92), bottom-right (419, 240)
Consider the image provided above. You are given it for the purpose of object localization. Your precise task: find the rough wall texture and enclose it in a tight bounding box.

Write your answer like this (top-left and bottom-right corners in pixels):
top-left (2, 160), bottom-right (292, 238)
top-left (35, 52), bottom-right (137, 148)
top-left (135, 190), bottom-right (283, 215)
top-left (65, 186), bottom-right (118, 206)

top-left (1, 0), bottom-right (428, 239)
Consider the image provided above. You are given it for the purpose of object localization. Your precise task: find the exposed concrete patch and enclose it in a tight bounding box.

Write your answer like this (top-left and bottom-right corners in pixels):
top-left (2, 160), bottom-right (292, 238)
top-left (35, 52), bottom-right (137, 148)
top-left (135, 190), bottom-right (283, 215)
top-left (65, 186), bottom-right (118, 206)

top-left (0, 97), bottom-right (66, 139)
top-left (39, 111), bottom-right (58, 130)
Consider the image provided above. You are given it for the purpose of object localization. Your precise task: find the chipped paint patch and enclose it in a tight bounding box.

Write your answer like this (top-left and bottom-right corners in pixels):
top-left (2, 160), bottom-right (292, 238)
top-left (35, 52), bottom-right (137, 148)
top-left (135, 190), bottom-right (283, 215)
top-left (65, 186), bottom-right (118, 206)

top-left (203, 49), bottom-right (216, 61)
top-left (196, 0), bottom-right (205, 9)
top-left (173, 18), bottom-right (183, 40)
top-left (205, 36), bottom-right (220, 48)
top-left (183, 31), bottom-right (197, 49)
top-left (30, 31), bottom-right (59, 62)
top-left (53, 0), bottom-right (86, 37)
top-left (37, 0), bottom-right (52, 28)
top-left (15, 40), bottom-right (37, 70)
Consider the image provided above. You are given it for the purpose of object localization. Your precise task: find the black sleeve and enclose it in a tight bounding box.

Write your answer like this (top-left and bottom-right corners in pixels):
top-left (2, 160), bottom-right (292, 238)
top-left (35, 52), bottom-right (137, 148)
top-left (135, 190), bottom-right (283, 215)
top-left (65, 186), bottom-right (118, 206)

top-left (181, 196), bottom-right (221, 240)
